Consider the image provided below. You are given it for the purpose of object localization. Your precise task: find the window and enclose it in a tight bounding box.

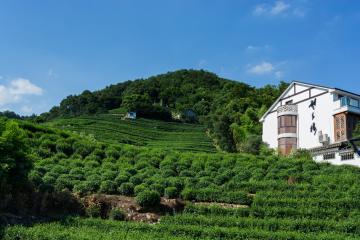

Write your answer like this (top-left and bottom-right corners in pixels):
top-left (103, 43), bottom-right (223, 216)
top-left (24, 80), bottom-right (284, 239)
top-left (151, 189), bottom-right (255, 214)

top-left (323, 153), bottom-right (335, 160)
top-left (350, 98), bottom-right (359, 108)
top-left (340, 96), bottom-right (360, 108)
top-left (278, 115), bottom-right (297, 134)
top-left (341, 153), bottom-right (354, 161)
top-left (334, 113), bottom-right (346, 142)
top-left (285, 100), bottom-right (293, 105)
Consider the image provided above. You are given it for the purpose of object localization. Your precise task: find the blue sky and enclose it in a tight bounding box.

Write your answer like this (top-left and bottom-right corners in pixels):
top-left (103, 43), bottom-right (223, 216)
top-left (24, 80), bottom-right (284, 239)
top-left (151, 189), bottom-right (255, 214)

top-left (0, 0), bottom-right (360, 115)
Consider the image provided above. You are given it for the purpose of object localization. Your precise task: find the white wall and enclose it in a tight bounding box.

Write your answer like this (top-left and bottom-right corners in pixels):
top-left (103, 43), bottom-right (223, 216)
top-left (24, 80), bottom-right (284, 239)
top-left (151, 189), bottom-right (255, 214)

top-left (314, 153), bottom-right (360, 167)
top-left (297, 92), bottom-right (334, 148)
top-left (262, 88), bottom-right (335, 150)
top-left (262, 111), bottom-right (278, 148)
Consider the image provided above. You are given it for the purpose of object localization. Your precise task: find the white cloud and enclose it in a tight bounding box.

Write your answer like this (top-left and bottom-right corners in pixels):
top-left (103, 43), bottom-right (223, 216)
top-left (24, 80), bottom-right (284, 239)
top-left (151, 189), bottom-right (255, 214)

top-left (0, 78), bottom-right (43, 106)
top-left (253, 1), bottom-right (305, 17)
top-left (246, 44), bottom-right (271, 52)
top-left (248, 62), bottom-right (274, 75)
top-left (247, 62), bottom-right (285, 79)
top-left (253, 4), bottom-right (267, 15)
top-left (9, 78), bottom-right (43, 95)
top-left (247, 45), bottom-right (260, 51)
top-left (270, 1), bottom-right (290, 15)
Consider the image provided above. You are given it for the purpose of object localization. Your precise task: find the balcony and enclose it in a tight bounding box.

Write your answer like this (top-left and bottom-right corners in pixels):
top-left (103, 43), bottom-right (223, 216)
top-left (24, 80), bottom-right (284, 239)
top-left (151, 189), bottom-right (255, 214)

top-left (334, 97), bottom-right (360, 115)
top-left (277, 104), bottom-right (298, 117)
top-left (340, 97), bottom-right (360, 108)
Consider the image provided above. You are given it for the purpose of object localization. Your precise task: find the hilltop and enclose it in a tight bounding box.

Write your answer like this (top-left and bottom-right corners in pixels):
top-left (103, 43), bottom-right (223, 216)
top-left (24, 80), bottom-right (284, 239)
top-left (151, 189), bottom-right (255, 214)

top-left (39, 69), bottom-right (288, 153)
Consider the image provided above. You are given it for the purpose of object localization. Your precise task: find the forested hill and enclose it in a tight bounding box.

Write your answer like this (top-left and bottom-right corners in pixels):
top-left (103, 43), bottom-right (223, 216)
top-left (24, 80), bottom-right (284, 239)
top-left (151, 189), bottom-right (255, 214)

top-left (40, 69), bottom-right (288, 153)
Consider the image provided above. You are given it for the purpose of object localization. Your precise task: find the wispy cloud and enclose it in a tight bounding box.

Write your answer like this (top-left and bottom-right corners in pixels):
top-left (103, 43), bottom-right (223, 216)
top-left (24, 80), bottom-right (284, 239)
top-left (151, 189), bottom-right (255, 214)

top-left (47, 68), bottom-right (59, 80)
top-left (253, 1), bottom-right (306, 17)
top-left (246, 45), bottom-right (271, 52)
top-left (248, 62), bottom-right (274, 75)
top-left (0, 78), bottom-right (43, 106)
top-left (247, 61), bottom-right (285, 79)
top-left (270, 1), bottom-right (290, 15)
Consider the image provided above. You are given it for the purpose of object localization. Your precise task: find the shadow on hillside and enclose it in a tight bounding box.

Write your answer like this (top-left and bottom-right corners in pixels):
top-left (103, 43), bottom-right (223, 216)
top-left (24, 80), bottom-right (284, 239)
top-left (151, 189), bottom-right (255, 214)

top-left (0, 188), bottom-right (84, 237)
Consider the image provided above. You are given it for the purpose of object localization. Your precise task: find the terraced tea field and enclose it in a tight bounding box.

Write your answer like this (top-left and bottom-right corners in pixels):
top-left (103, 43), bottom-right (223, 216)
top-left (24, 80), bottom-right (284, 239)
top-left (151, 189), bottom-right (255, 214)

top-left (4, 119), bottom-right (360, 240)
top-left (5, 195), bottom-right (360, 240)
top-left (46, 114), bottom-right (216, 152)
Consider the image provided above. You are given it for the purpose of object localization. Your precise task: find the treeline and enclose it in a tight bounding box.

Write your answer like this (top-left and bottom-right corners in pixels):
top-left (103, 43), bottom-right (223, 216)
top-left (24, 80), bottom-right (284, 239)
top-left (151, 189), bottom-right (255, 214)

top-left (0, 110), bottom-right (35, 120)
top-left (39, 69), bottom-right (288, 153)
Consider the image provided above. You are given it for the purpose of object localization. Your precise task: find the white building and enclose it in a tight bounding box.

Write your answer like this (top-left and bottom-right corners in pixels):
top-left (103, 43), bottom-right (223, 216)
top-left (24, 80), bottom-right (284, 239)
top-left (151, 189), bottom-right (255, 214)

top-left (260, 81), bottom-right (360, 167)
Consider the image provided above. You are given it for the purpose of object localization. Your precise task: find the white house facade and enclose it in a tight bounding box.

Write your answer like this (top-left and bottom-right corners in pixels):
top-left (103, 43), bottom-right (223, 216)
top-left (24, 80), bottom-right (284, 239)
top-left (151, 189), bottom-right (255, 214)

top-left (260, 81), bottom-right (360, 167)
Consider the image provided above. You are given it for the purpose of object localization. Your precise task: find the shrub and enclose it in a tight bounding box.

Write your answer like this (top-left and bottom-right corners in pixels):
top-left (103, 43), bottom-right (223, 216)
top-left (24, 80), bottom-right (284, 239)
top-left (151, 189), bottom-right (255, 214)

top-left (74, 181), bottom-right (98, 196)
top-left (181, 188), bottom-right (195, 201)
top-left (85, 203), bottom-right (101, 218)
top-left (115, 174), bottom-right (130, 186)
top-left (129, 175), bottom-right (143, 186)
top-left (99, 180), bottom-right (116, 194)
top-left (101, 170), bottom-right (117, 181)
top-left (106, 148), bottom-right (120, 159)
top-left (136, 190), bottom-right (161, 208)
top-left (134, 183), bottom-right (149, 195)
top-left (56, 139), bottom-right (73, 156)
top-left (164, 186), bottom-right (179, 198)
top-left (150, 183), bottom-right (164, 195)
top-left (118, 182), bottom-right (134, 196)
top-left (109, 208), bottom-right (126, 221)
top-left (73, 141), bottom-right (95, 158)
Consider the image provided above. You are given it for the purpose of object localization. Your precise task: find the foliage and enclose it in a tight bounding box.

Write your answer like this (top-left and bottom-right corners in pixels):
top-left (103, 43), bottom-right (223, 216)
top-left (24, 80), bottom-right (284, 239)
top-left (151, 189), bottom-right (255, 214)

top-left (352, 122), bottom-right (360, 139)
top-left (40, 69), bottom-right (287, 153)
top-left (3, 119), bottom-right (360, 239)
top-left (47, 115), bottom-right (216, 153)
top-left (136, 190), bottom-right (161, 208)
top-left (0, 119), bottom-right (32, 194)
top-left (85, 203), bottom-right (101, 218)
top-left (108, 208), bottom-right (126, 221)
top-left (164, 186), bottom-right (179, 198)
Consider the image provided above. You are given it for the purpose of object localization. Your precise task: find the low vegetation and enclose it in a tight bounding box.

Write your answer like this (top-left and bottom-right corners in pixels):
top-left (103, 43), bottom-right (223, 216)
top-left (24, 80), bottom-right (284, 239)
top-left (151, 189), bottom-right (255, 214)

top-left (2, 117), bottom-right (360, 239)
top-left (46, 114), bottom-right (216, 152)
top-left (37, 69), bottom-right (287, 153)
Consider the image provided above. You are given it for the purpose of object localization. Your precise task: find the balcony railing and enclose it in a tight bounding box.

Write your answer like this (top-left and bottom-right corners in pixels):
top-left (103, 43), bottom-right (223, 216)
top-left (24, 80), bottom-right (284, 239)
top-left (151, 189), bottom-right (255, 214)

top-left (277, 104), bottom-right (298, 116)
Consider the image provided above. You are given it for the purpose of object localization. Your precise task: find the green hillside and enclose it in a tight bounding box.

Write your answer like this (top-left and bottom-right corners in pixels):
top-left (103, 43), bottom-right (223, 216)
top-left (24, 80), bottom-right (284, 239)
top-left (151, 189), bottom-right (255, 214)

top-left (2, 118), bottom-right (360, 239)
top-left (40, 69), bottom-right (287, 153)
top-left (46, 114), bottom-right (216, 153)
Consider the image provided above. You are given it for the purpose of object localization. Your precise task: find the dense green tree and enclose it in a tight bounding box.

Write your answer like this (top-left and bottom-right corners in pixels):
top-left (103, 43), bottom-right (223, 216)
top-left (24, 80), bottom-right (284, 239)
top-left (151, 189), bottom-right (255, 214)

top-left (0, 120), bottom-right (32, 193)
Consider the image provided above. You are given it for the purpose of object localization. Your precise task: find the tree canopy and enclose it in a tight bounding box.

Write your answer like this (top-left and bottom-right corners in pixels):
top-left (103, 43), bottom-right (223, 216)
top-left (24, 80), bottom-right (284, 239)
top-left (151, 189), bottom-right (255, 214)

top-left (39, 69), bottom-right (288, 153)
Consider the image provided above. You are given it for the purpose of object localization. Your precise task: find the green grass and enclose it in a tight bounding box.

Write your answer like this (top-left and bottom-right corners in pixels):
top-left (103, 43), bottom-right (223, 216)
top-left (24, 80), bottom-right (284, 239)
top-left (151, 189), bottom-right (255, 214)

top-left (46, 114), bottom-right (216, 153)
top-left (4, 214), bottom-right (360, 240)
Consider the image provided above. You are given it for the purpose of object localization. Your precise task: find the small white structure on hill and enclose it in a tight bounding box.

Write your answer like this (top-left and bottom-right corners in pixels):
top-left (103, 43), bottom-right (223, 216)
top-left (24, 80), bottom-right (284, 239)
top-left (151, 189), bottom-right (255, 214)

top-left (260, 81), bottom-right (360, 167)
top-left (126, 112), bottom-right (137, 120)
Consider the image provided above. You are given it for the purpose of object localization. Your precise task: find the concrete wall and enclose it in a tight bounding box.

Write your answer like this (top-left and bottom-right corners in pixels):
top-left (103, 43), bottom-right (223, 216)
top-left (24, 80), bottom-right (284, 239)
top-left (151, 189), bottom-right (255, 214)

top-left (313, 153), bottom-right (360, 167)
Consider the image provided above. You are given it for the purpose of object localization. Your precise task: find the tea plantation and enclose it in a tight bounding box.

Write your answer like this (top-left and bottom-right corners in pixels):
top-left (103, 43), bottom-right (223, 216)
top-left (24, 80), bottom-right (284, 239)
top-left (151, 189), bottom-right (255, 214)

top-left (46, 114), bottom-right (216, 153)
top-left (2, 118), bottom-right (360, 239)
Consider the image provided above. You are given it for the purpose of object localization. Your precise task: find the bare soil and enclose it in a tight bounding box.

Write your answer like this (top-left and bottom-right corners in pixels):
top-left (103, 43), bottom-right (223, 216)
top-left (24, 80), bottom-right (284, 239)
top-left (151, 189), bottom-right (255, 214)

top-left (82, 194), bottom-right (185, 223)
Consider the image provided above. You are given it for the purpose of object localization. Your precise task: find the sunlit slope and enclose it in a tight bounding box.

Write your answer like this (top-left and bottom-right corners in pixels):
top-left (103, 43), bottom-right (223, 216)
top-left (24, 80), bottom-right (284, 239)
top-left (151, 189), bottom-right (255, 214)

top-left (47, 114), bottom-right (216, 152)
